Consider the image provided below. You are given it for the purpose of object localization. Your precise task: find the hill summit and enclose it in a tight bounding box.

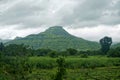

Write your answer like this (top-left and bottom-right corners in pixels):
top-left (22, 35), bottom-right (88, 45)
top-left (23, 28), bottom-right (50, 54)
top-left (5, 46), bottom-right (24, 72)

top-left (6, 26), bottom-right (100, 51)
top-left (44, 26), bottom-right (70, 35)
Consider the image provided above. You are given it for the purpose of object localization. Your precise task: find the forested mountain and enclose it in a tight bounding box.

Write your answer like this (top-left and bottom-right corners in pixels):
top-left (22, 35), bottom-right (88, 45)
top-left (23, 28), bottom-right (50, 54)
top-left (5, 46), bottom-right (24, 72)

top-left (6, 26), bottom-right (100, 51)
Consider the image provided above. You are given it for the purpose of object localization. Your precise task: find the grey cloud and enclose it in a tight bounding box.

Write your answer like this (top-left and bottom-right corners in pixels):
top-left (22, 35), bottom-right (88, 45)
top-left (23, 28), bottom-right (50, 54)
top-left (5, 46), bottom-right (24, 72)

top-left (0, 0), bottom-right (48, 27)
top-left (0, 0), bottom-right (120, 29)
top-left (61, 0), bottom-right (120, 27)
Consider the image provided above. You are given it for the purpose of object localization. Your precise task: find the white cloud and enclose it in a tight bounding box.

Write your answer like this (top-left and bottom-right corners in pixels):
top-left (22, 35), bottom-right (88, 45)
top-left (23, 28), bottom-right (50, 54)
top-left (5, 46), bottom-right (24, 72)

top-left (65, 25), bottom-right (120, 42)
top-left (0, 25), bottom-right (46, 39)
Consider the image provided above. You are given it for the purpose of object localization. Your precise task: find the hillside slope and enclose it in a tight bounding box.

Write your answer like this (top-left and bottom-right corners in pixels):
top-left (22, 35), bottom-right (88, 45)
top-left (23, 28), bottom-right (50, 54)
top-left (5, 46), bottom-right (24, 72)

top-left (6, 26), bottom-right (100, 51)
top-left (112, 43), bottom-right (120, 48)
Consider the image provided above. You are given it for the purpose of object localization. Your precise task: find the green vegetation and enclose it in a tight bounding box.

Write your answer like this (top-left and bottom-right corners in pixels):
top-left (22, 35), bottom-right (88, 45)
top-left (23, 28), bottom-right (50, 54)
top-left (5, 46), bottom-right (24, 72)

top-left (29, 56), bottom-right (120, 69)
top-left (113, 43), bottom-right (120, 48)
top-left (1, 42), bottom-right (120, 80)
top-left (100, 36), bottom-right (112, 54)
top-left (54, 57), bottom-right (66, 80)
top-left (107, 47), bottom-right (120, 57)
top-left (1, 56), bottom-right (120, 80)
top-left (0, 33), bottom-right (120, 80)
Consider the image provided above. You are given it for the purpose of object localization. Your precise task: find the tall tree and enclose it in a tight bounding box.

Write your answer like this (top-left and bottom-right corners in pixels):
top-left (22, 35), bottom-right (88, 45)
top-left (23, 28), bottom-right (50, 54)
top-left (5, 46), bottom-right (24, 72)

top-left (100, 36), bottom-right (112, 54)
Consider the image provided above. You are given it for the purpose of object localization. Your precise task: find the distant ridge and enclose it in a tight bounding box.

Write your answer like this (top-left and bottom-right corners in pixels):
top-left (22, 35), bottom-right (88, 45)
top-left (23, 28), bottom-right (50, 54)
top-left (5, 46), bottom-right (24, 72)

top-left (112, 43), bottom-right (120, 48)
top-left (6, 26), bottom-right (100, 51)
top-left (0, 39), bottom-right (11, 43)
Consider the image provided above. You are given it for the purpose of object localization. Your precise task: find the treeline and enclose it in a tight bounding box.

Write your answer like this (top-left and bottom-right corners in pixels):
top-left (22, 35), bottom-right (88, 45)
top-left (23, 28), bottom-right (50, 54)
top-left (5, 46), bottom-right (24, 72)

top-left (0, 43), bottom-right (120, 57)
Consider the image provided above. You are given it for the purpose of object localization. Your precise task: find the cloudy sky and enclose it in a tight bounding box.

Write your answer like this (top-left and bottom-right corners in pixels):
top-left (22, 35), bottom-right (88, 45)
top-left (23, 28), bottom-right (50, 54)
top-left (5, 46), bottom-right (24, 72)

top-left (0, 0), bottom-right (120, 42)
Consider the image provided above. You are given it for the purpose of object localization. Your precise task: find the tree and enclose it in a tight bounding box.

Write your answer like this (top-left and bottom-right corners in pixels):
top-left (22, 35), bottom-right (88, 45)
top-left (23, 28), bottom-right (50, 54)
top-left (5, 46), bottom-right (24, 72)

top-left (4, 44), bottom-right (29, 56)
top-left (48, 51), bottom-right (58, 58)
top-left (80, 53), bottom-right (88, 58)
top-left (100, 36), bottom-right (112, 54)
top-left (1, 56), bottom-right (32, 80)
top-left (0, 44), bottom-right (33, 80)
top-left (54, 57), bottom-right (66, 80)
top-left (107, 47), bottom-right (120, 57)
top-left (35, 48), bottom-right (52, 56)
top-left (66, 48), bottom-right (77, 55)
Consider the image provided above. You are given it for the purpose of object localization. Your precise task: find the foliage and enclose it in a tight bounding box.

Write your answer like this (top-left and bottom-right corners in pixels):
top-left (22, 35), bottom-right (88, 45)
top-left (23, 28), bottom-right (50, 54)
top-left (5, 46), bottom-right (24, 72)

top-left (0, 56), bottom-right (32, 80)
top-left (4, 44), bottom-right (30, 56)
top-left (28, 56), bottom-right (120, 69)
top-left (58, 51), bottom-right (69, 57)
top-left (107, 47), bottom-right (120, 57)
top-left (48, 51), bottom-right (58, 58)
top-left (0, 42), bottom-right (120, 80)
top-left (78, 50), bottom-right (102, 56)
top-left (80, 53), bottom-right (88, 58)
top-left (54, 57), bottom-right (66, 80)
top-left (34, 48), bottom-right (52, 56)
top-left (66, 48), bottom-right (78, 55)
top-left (112, 43), bottom-right (120, 48)
top-left (1, 55), bottom-right (120, 80)
top-left (100, 36), bottom-right (112, 54)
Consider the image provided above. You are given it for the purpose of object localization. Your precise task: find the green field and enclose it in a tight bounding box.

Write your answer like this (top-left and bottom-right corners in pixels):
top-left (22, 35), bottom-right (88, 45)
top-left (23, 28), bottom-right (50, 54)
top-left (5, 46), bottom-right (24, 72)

top-left (26, 67), bottom-right (120, 80)
top-left (1, 56), bottom-right (120, 80)
top-left (1, 42), bottom-right (120, 80)
top-left (29, 56), bottom-right (120, 69)
top-left (26, 56), bottom-right (120, 80)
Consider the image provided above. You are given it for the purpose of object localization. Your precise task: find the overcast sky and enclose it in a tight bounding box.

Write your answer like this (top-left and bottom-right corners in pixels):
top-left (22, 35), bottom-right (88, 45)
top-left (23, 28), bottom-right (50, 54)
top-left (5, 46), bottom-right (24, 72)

top-left (0, 0), bottom-right (120, 42)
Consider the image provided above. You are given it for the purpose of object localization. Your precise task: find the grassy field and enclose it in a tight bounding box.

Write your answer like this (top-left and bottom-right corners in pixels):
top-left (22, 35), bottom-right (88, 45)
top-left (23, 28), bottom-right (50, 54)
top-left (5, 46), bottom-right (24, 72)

top-left (27, 67), bottom-right (120, 80)
top-left (1, 56), bottom-right (120, 80)
top-left (29, 56), bottom-right (120, 69)
top-left (25, 56), bottom-right (120, 80)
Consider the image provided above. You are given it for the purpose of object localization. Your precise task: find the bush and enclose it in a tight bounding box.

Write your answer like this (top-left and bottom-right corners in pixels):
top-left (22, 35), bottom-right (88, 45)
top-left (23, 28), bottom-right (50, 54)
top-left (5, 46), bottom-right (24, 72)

top-left (66, 48), bottom-right (78, 55)
top-left (107, 47), bottom-right (120, 57)
top-left (48, 51), bottom-right (58, 58)
top-left (80, 54), bottom-right (88, 58)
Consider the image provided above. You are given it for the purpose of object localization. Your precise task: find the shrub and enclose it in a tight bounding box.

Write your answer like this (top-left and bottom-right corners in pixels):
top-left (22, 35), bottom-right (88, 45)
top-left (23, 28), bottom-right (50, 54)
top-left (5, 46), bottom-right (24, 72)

top-left (48, 51), bottom-right (58, 58)
top-left (54, 57), bottom-right (66, 80)
top-left (107, 47), bottom-right (120, 57)
top-left (80, 54), bottom-right (88, 58)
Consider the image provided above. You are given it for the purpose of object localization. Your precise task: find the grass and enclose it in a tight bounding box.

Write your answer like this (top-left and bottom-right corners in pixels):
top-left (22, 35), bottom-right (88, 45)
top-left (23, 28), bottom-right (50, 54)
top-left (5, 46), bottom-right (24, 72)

top-left (66, 67), bottom-right (120, 80)
top-left (25, 56), bottom-right (120, 79)
top-left (26, 67), bottom-right (120, 80)
top-left (28, 56), bottom-right (120, 69)
top-left (1, 56), bottom-right (120, 80)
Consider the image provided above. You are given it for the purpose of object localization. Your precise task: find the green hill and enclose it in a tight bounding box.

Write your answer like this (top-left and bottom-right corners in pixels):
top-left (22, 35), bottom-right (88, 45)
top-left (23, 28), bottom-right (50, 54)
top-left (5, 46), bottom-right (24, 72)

top-left (6, 26), bottom-right (100, 51)
top-left (112, 43), bottom-right (120, 48)
top-left (0, 39), bottom-right (11, 43)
